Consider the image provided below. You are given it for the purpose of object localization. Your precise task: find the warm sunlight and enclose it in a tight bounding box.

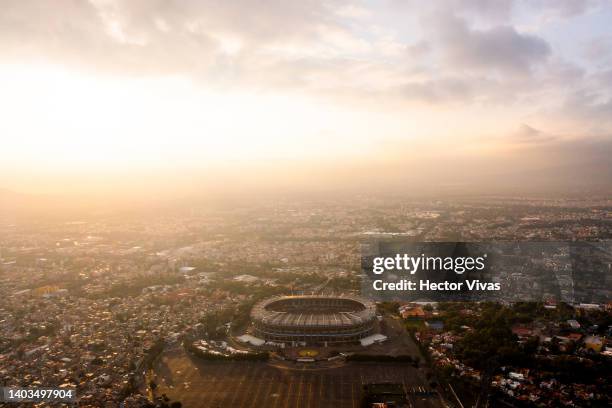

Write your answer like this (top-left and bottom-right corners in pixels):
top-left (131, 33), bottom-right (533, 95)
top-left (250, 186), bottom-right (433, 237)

top-left (1, 3), bottom-right (611, 408)
top-left (0, 0), bottom-right (610, 195)
top-left (0, 64), bottom-right (355, 167)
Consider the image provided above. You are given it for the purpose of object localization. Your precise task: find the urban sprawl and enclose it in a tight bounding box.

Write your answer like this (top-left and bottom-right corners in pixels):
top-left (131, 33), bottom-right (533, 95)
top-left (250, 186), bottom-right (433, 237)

top-left (0, 195), bottom-right (610, 407)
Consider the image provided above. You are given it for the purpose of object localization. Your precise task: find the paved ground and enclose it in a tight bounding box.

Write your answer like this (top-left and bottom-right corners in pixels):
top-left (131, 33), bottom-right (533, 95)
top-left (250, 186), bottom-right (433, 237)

top-left (152, 351), bottom-right (446, 408)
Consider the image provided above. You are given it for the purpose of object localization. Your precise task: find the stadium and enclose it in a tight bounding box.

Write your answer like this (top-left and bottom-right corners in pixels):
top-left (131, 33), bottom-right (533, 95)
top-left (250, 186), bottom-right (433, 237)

top-left (250, 295), bottom-right (377, 345)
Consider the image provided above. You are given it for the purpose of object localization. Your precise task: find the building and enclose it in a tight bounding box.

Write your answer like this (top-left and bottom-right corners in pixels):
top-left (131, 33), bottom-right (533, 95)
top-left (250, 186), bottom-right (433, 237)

top-left (425, 320), bottom-right (444, 331)
top-left (584, 336), bottom-right (603, 352)
top-left (250, 295), bottom-right (376, 345)
top-left (399, 305), bottom-right (425, 319)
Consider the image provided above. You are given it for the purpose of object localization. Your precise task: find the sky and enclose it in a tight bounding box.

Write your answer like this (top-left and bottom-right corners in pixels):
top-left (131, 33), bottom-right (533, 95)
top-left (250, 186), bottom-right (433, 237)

top-left (1, 0), bottom-right (612, 197)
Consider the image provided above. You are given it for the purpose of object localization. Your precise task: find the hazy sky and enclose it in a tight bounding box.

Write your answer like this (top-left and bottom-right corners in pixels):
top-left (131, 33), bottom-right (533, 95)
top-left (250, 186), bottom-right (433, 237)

top-left (1, 0), bottom-right (611, 195)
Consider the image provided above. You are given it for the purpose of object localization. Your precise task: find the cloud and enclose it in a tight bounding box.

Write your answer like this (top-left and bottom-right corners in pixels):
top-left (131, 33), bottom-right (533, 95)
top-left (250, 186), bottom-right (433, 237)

top-left (389, 0), bottom-right (514, 22)
top-left (529, 0), bottom-right (603, 18)
top-left (0, 1), bottom-right (552, 87)
top-left (427, 13), bottom-right (551, 76)
top-left (562, 91), bottom-right (612, 130)
top-left (0, 0), bottom-right (353, 78)
top-left (511, 124), bottom-right (557, 144)
top-left (583, 35), bottom-right (612, 63)
top-left (454, 0), bottom-right (514, 20)
top-left (399, 77), bottom-right (474, 104)
top-left (0, 0), bottom-right (611, 145)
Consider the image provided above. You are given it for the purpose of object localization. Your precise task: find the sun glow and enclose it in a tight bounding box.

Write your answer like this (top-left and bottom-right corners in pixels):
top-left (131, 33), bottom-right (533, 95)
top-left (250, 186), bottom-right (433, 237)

top-left (0, 64), bottom-right (383, 172)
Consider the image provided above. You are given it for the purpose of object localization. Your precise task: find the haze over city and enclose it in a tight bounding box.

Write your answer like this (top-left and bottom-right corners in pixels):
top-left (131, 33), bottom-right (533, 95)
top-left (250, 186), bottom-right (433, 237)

top-left (1, 3), bottom-right (612, 408)
top-left (1, 0), bottom-right (612, 202)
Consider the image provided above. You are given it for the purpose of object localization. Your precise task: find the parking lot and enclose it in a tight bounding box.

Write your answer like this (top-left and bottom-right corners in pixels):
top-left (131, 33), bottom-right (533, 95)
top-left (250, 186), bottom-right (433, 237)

top-left (152, 351), bottom-right (446, 408)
